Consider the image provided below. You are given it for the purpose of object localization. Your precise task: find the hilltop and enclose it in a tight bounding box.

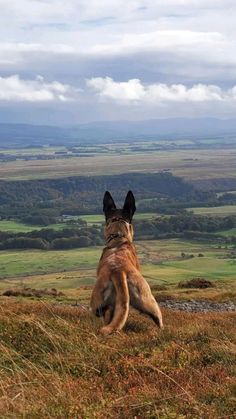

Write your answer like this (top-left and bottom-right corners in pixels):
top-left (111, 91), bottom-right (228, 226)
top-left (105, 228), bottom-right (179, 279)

top-left (0, 295), bottom-right (235, 418)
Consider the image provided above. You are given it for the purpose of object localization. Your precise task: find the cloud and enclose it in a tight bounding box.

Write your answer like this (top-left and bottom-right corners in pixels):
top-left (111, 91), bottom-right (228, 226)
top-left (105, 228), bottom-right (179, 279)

top-left (0, 1), bottom-right (235, 82)
top-left (1, 1), bottom-right (236, 24)
top-left (87, 77), bottom-right (236, 103)
top-left (1, 28), bottom-right (235, 83)
top-left (0, 1), bottom-right (236, 123)
top-left (0, 29), bottom-right (231, 58)
top-left (0, 75), bottom-right (80, 102)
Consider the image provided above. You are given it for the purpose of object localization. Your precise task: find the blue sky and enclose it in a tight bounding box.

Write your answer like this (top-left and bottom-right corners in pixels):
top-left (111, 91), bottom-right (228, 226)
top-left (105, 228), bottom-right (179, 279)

top-left (0, 0), bottom-right (236, 124)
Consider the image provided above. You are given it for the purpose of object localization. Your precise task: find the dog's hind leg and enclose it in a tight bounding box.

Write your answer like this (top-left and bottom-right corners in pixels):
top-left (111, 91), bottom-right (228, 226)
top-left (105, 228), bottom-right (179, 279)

top-left (129, 274), bottom-right (163, 329)
top-left (100, 271), bottom-right (129, 335)
top-left (138, 295), bottom-right (163, 328)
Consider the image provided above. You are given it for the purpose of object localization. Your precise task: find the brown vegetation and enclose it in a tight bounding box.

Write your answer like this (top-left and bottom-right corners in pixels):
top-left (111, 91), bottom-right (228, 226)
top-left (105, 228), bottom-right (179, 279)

top-left (0, 298), bottom-right (235, 418)
top-left (178, 278), bottom-right (215, 289)
top-left (2, 287), bottom-right (64, 298)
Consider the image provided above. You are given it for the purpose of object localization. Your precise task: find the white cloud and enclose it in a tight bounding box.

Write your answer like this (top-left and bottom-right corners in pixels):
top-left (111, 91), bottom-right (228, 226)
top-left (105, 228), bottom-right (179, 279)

top-left (0, 75), bottom-right (80, 102)
top-left (0, 29), bottom-right (234, 72)
top-left (0, 1), bottom-right (235, 24)
top-left (86, 30), bottom-right (225, 56)
top-left (87, 77), bottom-right (236, 103)
top-left (0, 1), bottom-right (235, 80)
top-left (88, 77), bottom-right (145, 100)
top-left (0, 0), bottom-right (236, 122)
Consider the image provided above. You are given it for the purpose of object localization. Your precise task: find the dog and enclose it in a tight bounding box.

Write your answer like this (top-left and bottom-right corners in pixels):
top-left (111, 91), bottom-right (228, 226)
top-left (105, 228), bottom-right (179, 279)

top-left (90, 190), bottom-right (163, 335)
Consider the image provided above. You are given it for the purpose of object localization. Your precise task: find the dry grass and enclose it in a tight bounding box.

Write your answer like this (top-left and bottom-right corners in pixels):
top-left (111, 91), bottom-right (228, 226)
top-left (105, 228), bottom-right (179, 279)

top-left (0, 298), bottom-right (235, 418)
top-left (2, 287), bottom-right (64, 298)
top-left (178, 278), bottom-right (215, 289)
top-left (1, 148), bottom-right (236, 180)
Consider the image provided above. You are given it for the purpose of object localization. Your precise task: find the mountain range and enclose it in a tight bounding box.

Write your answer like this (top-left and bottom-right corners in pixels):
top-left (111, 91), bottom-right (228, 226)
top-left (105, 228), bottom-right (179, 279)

top-left (0, 118), bottom-right (236, 147)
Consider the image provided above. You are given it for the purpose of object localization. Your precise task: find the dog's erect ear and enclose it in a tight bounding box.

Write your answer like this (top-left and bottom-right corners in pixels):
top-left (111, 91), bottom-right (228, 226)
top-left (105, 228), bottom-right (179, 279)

top-left (103, 191), bottom-right (116, 215)
top-left (123, 190), bottom-right (136, 220)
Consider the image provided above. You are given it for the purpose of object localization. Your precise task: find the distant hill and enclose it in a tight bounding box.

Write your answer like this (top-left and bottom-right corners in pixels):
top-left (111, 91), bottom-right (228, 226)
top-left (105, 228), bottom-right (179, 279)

top-left (0, 172), bottom-right (198, 218)
top-left (0, 118), bottom-right (236, 147)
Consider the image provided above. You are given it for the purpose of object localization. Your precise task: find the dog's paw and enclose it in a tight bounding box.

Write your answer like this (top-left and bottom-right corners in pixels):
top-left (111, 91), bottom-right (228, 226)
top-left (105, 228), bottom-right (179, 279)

top-left (100, 325), bottom-right (114, 335)
top-left (100, 325), bottom-right (122, 336)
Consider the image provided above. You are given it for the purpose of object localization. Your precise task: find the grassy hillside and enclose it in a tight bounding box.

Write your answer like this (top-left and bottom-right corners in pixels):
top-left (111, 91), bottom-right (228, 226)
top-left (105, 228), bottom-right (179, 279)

top-left (188, 205), bottom-right (236, 216)
top-left (79, 212), bottom-right (157, 224)
top-left (0, 220), bottom-right (65, 233)
top-left (0, 240), bottom-right (235, 418)
top-left (220, 227), bottom-right (236, 237)
top-left (0, 172), bottom-right (196, 219)
top-left (0, 298), bottom-right (235, 418)
top-left (0, 239), bottom-right (235, 289)
top-left (0, 247), bottom-right (100, 279)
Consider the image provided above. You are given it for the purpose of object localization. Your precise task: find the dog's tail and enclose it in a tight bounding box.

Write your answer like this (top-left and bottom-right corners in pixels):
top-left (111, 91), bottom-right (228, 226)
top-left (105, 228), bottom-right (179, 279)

top-left (108, 270), bottom-right (129, 332)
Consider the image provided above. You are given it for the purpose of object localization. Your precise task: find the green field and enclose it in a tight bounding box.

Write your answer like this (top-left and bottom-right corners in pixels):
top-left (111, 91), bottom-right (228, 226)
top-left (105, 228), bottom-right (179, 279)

top-left (144, 256), bottom-right (236, 283)
top-left (219, 227), bottom-right (236, 237)
top-left (79, 212), bottom-right (158, 224)
top-left (0, 220), bottom-right (66, 232)
top-left (216, 190), bottom-right (236, 197)
top-left (0, 213), bottom-right (158, 232)
top-left (0, 239), bottom-right (235, 292)
top-left (188, 205), bottom-right (236, 216)
top-left (0, 146), bottom-right (66, 156)
top-left (0, 247), bottom-right (100, 280)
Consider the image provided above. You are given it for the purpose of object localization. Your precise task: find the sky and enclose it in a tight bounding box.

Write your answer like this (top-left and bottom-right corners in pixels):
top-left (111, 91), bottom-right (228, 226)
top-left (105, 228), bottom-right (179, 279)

top-left (0, 0), bottom-right (236, 125)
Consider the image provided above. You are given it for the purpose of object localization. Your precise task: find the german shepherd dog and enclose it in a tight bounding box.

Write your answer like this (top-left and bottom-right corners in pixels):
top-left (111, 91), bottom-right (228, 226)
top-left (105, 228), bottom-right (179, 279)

top-left (90, 191), bottom-right (163, 335)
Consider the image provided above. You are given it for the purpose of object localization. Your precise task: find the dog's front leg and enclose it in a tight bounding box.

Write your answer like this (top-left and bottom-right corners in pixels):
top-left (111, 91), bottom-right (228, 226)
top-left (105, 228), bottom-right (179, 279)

top-left (103, 306), bottom-right (114, 325)
top-left (90, 281), bottom-right (106, 317)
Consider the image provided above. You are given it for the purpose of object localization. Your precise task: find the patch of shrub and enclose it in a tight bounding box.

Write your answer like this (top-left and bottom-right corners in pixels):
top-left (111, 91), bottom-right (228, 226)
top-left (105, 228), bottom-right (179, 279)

top-left (178, 277), bottom-right (215, 289)
top-left (2, 287), bottom-right (64, 298)
top-left (150, 284), bottom-right (168, 291)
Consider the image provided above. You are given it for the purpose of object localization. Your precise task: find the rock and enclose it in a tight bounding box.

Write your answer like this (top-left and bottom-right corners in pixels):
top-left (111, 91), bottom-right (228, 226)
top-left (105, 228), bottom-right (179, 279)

top-left (159, 300), bottom-right (236, 312)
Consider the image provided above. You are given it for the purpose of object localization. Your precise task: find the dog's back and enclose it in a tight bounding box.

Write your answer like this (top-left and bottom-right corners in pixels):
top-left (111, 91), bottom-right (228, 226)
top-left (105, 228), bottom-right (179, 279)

top-left (90, 191), bottom-right (163, 335)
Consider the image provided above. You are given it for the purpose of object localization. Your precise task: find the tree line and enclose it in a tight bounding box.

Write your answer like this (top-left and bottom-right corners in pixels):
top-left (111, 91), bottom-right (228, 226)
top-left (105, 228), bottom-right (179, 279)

top-left (0, 214), bottom-right (235, 250)
top-left (134, 213), bottom-right (236, 239)
top-left (0, 225), bottom-right (103, 250)
top-left (0, 172), bottom-right (214, 221)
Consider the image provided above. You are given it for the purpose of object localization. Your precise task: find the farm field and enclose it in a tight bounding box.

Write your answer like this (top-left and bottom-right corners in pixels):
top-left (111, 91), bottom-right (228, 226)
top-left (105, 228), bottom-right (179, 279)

top-left (79, 212), bottom-right (158, 224)
top-left (0, 139), bottom-right (216, 156)
top-left (216, 190), bottom-right (236, 197)
top-left (220, 227), bottom-right (236, 237)
top-left (0, 247), bottom-right (100, 280)
top-left (0, 146), bottom-right (66, 156)
top-left (188, 205), bottom-right (236, 216)
top-left (1, 148), bottom-right (236, 180)
top-left (0, 213), bottom-right (157, 232)
top-left (0, 220), bottom-right (66, 233)
top-left (0, 239), bottom-right (235, 292)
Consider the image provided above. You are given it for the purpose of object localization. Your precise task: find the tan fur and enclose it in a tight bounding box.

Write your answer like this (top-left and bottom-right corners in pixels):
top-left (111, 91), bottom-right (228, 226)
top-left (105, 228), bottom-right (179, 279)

top-left (90, 215), bottom-right (163, 335)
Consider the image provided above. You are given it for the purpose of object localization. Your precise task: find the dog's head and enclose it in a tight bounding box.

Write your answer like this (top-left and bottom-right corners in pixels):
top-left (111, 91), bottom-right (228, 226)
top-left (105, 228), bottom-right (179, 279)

top-left (103, 191), bottom-right (136, 243)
